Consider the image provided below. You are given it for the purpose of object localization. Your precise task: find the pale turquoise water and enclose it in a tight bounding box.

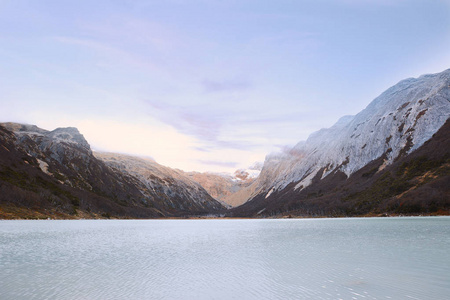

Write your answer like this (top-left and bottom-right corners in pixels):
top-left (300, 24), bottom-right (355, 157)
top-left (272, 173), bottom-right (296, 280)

top-left (0, 217), bottom-right (449, 299)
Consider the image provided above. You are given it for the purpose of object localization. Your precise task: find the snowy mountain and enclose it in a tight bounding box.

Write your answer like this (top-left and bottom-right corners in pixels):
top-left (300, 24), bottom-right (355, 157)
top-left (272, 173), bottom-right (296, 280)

top-left (230, 69), bottom-right (450, 216)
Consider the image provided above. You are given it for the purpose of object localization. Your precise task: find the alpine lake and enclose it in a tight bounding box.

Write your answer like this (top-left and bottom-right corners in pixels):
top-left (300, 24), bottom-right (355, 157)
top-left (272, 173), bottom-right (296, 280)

top-left (1, 217), bottom-right (449, 299)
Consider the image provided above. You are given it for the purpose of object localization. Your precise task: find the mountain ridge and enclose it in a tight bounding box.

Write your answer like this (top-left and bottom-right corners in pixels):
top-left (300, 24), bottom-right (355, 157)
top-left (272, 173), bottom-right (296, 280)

top-left (1, 69), bottom-right (449, 218)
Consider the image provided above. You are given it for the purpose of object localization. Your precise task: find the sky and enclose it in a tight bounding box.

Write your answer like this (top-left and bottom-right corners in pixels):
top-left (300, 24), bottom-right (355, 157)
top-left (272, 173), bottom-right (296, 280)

top-left (1, 0), bottom-right (449, 173)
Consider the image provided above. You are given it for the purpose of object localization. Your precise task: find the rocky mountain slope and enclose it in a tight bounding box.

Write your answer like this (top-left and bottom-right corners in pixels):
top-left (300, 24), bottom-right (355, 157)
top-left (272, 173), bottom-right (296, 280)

top-left (0, 123), bottom-right (224, 218)
top-left (95, 152), bottom-right (224, 213)
top-left (230, 69), bottom-right (450, 217)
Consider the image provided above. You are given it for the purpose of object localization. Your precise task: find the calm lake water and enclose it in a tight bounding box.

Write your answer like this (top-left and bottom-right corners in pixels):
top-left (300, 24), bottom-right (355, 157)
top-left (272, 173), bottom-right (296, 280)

top-left (0, 217), bottom-right (449, 300)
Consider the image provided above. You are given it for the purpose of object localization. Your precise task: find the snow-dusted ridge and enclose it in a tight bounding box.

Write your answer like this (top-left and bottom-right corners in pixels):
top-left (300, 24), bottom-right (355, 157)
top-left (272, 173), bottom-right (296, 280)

top-left (247, 68), bottom-right (450, 201)
top-left (95, 152), bottom-right (223, 210)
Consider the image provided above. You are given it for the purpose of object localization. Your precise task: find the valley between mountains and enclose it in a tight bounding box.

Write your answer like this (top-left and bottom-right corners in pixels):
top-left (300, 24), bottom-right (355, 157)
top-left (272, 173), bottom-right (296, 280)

top-left (1, 69), bottom-right (449, 219)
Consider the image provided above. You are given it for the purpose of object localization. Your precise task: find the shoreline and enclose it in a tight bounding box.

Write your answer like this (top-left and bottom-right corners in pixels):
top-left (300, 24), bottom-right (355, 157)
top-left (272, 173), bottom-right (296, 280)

top-left (1, 204), bottom-right (448, 221)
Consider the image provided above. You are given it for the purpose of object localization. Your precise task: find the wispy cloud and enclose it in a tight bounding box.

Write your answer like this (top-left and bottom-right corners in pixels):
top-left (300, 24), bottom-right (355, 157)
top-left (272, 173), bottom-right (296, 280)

top-left (145, 99), bottom-right (222, 141)
top-left (177, 110), bottom-right (222, 141)
top-left (145, 98), bottom-right (268, 151)
top-left (196, 140), bottom-right (261, 152)
top-left (248, 161), bottom-right (263, 171)
top-left (193, 146), bottom-right (210, 152)
top-left (197, 160), bottom-right (239, 168)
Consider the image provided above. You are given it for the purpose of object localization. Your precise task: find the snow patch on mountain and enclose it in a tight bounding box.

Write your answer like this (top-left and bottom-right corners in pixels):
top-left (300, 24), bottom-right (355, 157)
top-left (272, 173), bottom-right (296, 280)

top-left (37, 158), bottom-right (51, 175)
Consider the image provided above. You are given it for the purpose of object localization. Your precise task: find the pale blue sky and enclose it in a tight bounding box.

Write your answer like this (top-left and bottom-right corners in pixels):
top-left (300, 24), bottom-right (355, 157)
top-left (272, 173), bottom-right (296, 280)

top-left (1, 0), bottom-right (449, 172)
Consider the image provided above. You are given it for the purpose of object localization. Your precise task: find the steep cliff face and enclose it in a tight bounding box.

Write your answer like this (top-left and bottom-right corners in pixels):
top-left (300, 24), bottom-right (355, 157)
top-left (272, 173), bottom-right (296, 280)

top-left (231, 69), bottom-right (450, 216)
top-left (95, 152), bottom-right (225, 213)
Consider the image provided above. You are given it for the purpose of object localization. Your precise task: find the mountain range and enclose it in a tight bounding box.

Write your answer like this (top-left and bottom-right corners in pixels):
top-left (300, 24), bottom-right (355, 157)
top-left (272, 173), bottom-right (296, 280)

top-left (0, 123), bottom-right (224, 219)
top-left (1, 69), bottom-right (449, 219)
